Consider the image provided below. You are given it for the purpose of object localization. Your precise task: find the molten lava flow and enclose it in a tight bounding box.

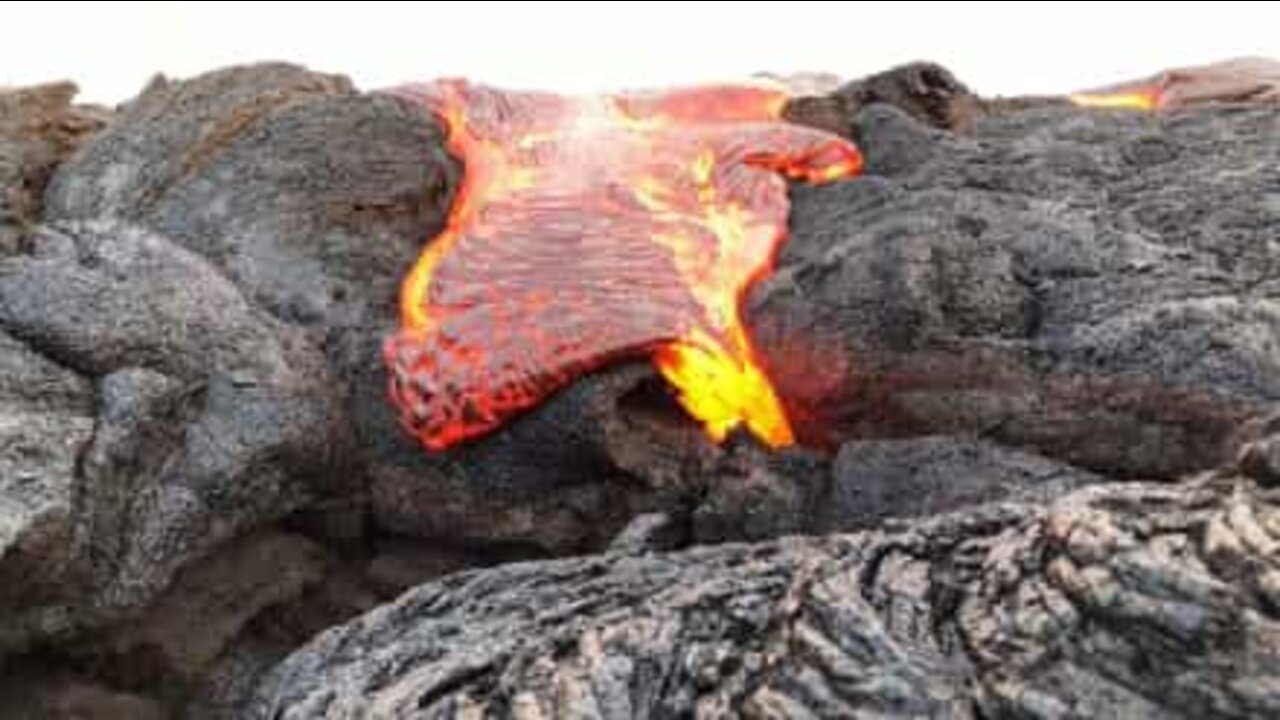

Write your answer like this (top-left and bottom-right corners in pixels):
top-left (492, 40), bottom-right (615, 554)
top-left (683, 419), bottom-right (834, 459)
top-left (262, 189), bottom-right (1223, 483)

top-left (1071, 58), bottom-right (1280, 112)
top-left (1070, 86), bottom-right (1162, 111)
top-left (385, 80), bottom-right (862, 451)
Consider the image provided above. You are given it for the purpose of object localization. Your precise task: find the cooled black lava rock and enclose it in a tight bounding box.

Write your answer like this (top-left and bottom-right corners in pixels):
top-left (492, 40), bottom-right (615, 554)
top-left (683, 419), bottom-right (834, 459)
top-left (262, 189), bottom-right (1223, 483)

top-left (253, 475), bottom-right (1280, 719)
top-left (751, 102), bottom-right (1280, 479)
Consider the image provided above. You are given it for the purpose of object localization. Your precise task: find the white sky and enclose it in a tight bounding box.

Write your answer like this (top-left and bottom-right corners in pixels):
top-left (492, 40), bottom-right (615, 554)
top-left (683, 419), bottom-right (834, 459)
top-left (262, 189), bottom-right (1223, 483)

top-left (3, 1), bottom-right (1276, 104)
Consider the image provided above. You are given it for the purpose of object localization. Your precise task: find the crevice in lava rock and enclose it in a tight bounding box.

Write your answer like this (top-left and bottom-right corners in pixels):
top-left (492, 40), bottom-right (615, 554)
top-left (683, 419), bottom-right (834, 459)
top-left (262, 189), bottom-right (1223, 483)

top-left (615, 374), bottom-right (694, 429)
top-left (611, 374), bottom-right (723, 472)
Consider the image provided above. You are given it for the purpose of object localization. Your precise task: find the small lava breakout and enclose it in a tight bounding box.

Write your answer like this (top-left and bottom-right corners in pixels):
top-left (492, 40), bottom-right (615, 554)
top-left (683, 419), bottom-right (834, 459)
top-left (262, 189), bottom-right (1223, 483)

top-left (1071, 57), bottom-right (1280, 110)
top-left (383, 80), bottom-right (863, 451)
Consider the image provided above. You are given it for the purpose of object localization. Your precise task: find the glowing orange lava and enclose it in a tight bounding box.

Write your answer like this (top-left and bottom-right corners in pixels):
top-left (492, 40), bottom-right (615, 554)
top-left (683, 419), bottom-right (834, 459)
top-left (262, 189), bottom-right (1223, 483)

top-left (384, 80), bottom-right (862, 451)
top-left (1071, 58), bottom-right (1280, 112)
top-left (1070, 86), bottom-right (1162, 111)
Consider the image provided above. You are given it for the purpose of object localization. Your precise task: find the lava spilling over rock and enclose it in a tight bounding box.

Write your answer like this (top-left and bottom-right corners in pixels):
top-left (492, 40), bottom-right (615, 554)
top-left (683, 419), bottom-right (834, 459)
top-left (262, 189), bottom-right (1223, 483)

top-left (2, 60), bottom-right (1280, 718)
top-left (384, 81), bottom-right (861, 450)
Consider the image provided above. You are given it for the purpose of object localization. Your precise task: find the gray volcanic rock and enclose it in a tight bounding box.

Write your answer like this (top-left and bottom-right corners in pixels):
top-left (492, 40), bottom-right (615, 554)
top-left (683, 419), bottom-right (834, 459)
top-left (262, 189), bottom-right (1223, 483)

top-left (360, 363), bottom-right (719, 555)
top-left (253, 475), bottom-right (1280, 718)
top-left (751, 102), bottom-right (1280, 478)
top-left (0, 220), bottom-right (349, 653)
top-left (0, 330), bottom-right (94, 649)
top-left (0, 63), bottom-right (454, 702)
top-left (821, 435), bottom-right (1097, 531)
top-left (0, 81), bottom-right (108, 253)
top-left (1238, 412), bottom-right (1280, 487)
top-left (783, 61), bottom-right (981, 137)
top-left (44, 63), bottom-right (458, 332)
top-left (837, 60), bottom-right (981, 132)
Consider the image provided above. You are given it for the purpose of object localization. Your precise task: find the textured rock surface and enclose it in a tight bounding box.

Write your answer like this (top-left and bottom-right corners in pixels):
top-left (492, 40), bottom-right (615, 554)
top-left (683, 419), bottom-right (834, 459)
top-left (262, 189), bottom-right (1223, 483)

top-left (1, 60), bottom-right (1278, 718)
top-left (752, 102), bottom-right (1280, 478)
top-left (363, 364), bottom-right (718, 555)
top-left (784, 61), bottom-right (981, 137)
top-left (0, 64), bottom-right (458, 711)
top-left (0, 330), bottom-right (94, 648)
top-left (254, 474), bottom-right (1280, 718)
top-left (819, 435), bottom-right (1096, 531)
top-left (0, 82), bottom-right (108, 252)
top-left (44, 63), bottom-right (458, 332)
top-left (0, 221), bottom-right (348, 653)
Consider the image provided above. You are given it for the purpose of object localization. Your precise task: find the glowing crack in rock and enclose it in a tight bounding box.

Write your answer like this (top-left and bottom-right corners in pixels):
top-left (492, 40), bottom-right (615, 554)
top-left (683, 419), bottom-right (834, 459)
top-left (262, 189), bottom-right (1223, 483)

top-left (384, 80), bottom-right (863, 451)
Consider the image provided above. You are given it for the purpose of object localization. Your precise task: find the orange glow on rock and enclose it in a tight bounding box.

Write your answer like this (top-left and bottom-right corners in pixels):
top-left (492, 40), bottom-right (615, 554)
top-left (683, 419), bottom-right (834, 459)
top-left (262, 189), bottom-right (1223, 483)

top-left (385, 80), bottom-right (862, 451)
top-left (1070, 87), bottom-right (1162, 111)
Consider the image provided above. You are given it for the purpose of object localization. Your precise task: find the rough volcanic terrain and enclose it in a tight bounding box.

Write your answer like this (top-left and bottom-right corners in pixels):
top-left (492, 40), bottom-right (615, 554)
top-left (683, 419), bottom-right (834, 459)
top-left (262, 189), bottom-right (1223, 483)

top-left (1, 61), bottom-right (1277, 718)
